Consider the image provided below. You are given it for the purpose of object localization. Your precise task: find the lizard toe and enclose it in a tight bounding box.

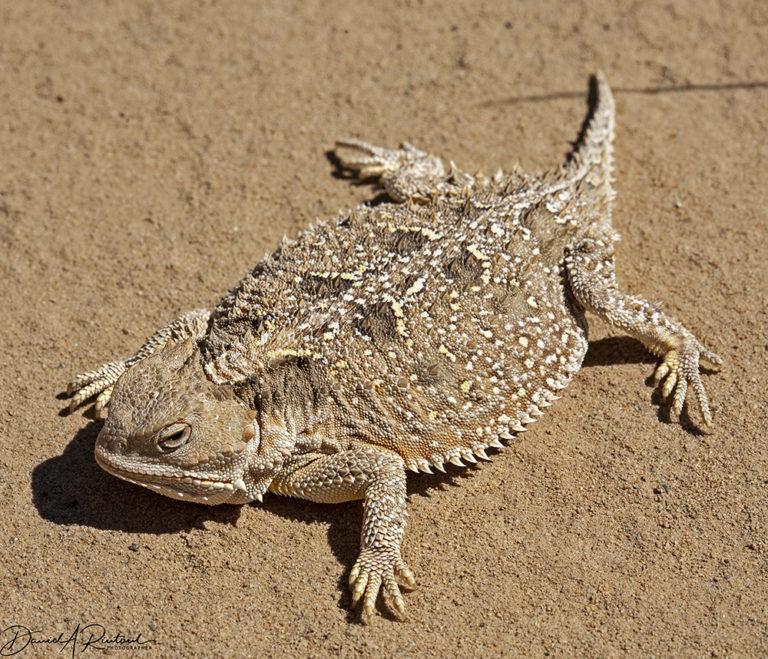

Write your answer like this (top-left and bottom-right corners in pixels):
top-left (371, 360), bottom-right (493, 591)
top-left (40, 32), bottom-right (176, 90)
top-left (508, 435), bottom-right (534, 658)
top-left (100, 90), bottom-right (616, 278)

top-left (351, 547), bottom-right (413, 624)
top-left (654, 336), bottom-right (719, 429)
top-left (67, 361), bottom-right (126, 412)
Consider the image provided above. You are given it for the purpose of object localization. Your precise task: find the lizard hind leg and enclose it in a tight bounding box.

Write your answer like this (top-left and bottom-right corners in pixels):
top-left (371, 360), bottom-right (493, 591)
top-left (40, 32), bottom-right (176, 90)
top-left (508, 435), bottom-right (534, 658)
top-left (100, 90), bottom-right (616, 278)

top-left (334, 138), bottom-right (471, 203)
top-left (566, 234), bottom-right (723, 429)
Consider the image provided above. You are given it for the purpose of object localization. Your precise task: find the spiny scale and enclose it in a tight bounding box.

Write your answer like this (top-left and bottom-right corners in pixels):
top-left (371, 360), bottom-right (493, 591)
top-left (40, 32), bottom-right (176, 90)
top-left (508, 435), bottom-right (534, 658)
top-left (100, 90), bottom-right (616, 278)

top-left (201, 118), bottom-right (602, 472)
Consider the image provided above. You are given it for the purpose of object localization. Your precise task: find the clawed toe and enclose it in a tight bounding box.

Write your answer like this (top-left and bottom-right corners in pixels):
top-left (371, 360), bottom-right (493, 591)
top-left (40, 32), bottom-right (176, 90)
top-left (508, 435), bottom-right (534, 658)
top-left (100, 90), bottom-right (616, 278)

top-left (653, 337), bottom-right (721, 430)
top-left (334, 138), bottom-right (453, 203)
top-left (394, 558), bottom-right (416, 591)
top-left (67, 361), bottom-right (126, 414)
top-left (349, 549), bottom-right (415, 624)
top-left (335, 139), bottom-right (422, 180)
top-left (700, 347), bottom-right (724, 370)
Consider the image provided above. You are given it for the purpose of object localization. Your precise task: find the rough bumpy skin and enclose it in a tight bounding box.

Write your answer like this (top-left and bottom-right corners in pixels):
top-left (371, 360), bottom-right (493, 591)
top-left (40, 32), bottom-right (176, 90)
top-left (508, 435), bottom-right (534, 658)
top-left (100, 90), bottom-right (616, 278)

top-left (67, 74), bottom-right (722, 623)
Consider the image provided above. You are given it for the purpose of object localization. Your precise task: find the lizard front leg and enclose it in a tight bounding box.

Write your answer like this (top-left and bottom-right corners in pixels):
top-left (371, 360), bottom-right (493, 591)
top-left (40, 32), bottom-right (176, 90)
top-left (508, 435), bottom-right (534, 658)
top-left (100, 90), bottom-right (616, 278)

top-left (566, 232), bottom-right (723, 428)
top-left (67, 308), bottom-right (211, 417)
top-left (270, 446), bottom-right (415, 623)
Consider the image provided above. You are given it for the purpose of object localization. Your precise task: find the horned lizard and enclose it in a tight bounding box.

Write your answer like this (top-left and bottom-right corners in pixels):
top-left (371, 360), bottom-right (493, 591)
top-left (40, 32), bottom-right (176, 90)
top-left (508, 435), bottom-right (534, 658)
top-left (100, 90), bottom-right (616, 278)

top-left (66, 73), bottom-right (721, 623)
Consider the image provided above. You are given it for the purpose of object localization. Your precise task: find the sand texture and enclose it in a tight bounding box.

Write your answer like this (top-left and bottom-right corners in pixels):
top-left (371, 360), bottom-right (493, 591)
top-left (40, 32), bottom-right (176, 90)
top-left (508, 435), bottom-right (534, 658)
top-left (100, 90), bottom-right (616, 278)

top-left (1, 1), bottom-right (767, 656)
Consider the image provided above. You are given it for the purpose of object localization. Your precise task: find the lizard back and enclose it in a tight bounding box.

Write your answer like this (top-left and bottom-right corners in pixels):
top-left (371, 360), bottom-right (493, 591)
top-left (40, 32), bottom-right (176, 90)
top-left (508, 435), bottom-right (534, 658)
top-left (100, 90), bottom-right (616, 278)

top-left (203, 182), bottom-right (593, 470)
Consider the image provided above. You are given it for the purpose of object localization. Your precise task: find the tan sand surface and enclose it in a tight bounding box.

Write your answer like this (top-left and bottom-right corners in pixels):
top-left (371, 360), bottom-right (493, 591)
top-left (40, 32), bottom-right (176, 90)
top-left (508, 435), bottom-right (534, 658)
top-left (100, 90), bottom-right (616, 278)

top-left (1, 1), bottom-right (766, 656)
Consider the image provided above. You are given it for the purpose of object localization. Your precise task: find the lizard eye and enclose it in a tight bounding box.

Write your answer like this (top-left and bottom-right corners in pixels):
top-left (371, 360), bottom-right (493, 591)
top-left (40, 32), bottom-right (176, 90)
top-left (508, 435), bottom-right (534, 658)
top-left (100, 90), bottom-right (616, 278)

top-left (157, 423), bottom-right (191, 452)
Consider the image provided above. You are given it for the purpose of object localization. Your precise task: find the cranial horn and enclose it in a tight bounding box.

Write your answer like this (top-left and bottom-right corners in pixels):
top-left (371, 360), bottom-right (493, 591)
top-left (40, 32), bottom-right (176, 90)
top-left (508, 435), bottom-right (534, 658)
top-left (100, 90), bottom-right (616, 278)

top-left (161, 336), bottom-right (197, 369)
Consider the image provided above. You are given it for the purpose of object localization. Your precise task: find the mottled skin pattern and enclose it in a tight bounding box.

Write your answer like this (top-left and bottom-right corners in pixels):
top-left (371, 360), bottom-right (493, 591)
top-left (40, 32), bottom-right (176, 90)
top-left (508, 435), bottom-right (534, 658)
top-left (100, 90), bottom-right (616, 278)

top-left (67, 74), bottom-right (721, 623)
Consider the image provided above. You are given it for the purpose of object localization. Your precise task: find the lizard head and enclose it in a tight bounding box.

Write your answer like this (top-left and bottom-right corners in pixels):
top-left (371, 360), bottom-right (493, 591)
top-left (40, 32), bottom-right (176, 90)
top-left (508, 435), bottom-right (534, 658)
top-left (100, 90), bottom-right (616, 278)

top-left (94, 339), bottom-right (266, 505)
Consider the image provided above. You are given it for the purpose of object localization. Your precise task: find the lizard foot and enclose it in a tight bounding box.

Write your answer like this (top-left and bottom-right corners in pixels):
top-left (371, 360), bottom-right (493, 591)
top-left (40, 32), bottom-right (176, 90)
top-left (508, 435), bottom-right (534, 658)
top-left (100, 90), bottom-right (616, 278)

top-left (653, 335), bottom-right (723, 430)
top-left (349, 546), bottom-right (416, 624)
top-left (67, 360), bottom-right (126, 418)
top-left (335, 139), bottom-right (455, 202)
top-left (335, 139), bottom-right (432, 180)
top-left (65, 308), bottom-right (211, 417)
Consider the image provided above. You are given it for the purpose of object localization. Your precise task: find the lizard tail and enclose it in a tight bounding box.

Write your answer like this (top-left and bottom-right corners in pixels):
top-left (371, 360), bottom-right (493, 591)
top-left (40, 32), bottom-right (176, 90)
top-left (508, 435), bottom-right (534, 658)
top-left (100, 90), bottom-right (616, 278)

top-left (566, 72), bottom-right (616, 197)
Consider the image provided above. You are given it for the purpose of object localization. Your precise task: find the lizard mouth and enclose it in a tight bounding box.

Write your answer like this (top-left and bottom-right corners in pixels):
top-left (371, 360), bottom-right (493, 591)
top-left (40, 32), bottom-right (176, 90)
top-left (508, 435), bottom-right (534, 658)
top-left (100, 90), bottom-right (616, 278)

top-left (94, 451), bottom-right (248, 504)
